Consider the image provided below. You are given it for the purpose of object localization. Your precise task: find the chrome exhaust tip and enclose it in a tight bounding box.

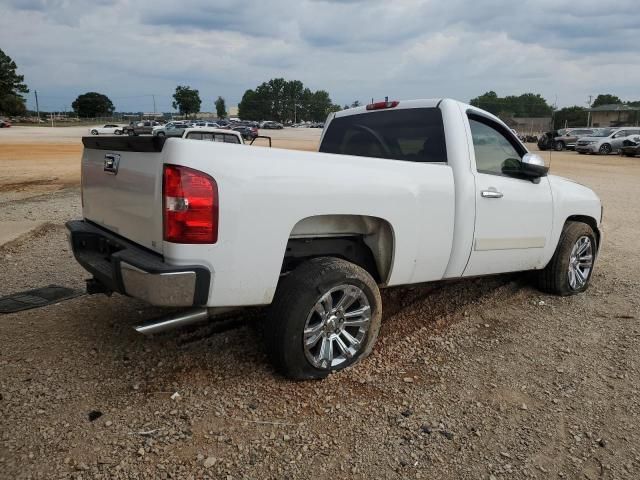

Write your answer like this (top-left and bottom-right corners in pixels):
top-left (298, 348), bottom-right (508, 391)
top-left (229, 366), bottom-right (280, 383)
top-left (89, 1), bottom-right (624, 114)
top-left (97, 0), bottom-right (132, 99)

top-left (134, 307), bottom-right (210, 335)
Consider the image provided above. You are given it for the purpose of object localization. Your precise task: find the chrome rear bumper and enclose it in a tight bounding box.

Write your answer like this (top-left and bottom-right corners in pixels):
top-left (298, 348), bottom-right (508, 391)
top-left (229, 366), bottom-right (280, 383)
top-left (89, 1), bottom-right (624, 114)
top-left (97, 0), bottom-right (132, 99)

top-left (66, 220), bottom-right (210, 307)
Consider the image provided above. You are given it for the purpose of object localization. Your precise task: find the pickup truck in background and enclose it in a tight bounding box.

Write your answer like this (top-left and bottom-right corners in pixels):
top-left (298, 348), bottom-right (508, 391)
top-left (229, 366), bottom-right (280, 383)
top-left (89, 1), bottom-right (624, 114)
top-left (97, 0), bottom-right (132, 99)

top-left (67, 98), bottom-right (603, 379)
top-left (182, 127), bottom-right (244, 144)
top-left (122, 120), bottom-right (161, 136)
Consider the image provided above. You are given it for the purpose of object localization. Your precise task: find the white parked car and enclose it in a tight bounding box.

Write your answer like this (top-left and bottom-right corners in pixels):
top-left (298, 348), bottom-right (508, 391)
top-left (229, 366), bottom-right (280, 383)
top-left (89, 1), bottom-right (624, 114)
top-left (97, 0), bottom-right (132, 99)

top-left (89, 124), bottom-right (123, 135)
top-left (192, 121), bottom-right (220, 128)
top-left (69, 98), bottom-right (602, 379)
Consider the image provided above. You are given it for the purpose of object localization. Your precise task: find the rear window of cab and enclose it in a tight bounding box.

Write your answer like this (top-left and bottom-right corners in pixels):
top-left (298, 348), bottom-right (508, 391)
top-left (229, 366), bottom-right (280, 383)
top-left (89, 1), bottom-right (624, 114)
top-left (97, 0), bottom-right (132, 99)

top-left (319, 108), bottom-right (447, 163)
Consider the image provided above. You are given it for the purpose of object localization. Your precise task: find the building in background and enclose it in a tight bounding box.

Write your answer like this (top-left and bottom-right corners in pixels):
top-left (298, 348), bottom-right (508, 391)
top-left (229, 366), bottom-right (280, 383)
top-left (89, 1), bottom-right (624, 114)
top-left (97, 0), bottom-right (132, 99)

top-left (588, 104), bottom-right (640, 127)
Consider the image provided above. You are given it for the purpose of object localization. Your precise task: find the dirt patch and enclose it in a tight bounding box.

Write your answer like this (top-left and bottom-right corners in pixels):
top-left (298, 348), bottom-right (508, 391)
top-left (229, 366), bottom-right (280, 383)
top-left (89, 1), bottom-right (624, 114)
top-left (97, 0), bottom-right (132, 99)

top-left (0, 135), bottom-right (639, 479)
top-left (0, 129), bottom-right (320, 202)
top-left (0, 143), bottom-right (82, 202)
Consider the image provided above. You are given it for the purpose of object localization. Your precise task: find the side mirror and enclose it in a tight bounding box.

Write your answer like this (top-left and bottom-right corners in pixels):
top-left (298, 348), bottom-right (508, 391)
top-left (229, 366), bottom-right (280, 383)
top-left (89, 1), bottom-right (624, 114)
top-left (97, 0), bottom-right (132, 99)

top-left (521, 153), bottom-right (549, 178)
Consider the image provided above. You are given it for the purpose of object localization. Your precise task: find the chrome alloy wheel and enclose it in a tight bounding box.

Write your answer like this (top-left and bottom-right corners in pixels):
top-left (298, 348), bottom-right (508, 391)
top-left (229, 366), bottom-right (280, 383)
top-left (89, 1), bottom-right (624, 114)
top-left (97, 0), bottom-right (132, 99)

top-left (568, 235), bottom-right (593, 290)
top-left (303, 284), bottom-right (371, 370)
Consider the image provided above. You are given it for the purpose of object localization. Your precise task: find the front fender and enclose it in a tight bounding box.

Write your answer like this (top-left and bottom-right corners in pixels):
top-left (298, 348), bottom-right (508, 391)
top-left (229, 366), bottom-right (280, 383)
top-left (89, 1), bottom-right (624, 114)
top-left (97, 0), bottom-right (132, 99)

top-left (543, 175), bottom-right (602, 265)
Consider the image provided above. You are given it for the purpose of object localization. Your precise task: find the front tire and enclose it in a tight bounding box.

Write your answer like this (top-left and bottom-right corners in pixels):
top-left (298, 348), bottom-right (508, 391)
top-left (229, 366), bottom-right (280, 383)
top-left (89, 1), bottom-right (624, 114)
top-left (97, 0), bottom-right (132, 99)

top-left (554, 141), bottom-right (565, 152)
top-left (91, 129), bottom-right (98, 135)
top-left (266, 257), bottom-right (382, 379)
top-left (537, 222), bottom-right (596, 296)
top-left (599, 143), bottom-right (612, 155)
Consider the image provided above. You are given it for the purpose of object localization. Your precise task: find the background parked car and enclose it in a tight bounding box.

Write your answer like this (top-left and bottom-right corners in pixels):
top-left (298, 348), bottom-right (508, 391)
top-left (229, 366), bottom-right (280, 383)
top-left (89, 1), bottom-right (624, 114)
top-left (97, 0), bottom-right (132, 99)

top-left (0, 119), bottom-right (12, 128)
top-left (620, 136), bottom-right (640, 157)
top-left (88, 124), bottom-right (123, 135)
top-left (575, 127), bottom-right (640, 155)
top-left (261, 121), bottom-right (284, 129)
top-left (538, 129), bottom-right (571, 150)
top-left (233, 125), bottom-right (258, 140)
top-left (553, 128), bottom-right (596, 151)
top-left (122, 121), bottom-right (161, 136)
top-left (153, 122), bottom-right (189, 137)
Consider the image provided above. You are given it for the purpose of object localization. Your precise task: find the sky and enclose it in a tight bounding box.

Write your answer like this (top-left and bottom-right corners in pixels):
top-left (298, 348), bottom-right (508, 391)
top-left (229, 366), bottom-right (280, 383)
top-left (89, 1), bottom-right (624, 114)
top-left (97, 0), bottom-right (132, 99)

top-left (1, 0), bottom-right (639, 113)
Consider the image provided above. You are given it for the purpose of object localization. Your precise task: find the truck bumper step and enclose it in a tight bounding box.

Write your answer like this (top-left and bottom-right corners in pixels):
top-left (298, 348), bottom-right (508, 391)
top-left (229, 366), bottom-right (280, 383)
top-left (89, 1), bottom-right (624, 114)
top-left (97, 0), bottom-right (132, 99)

top-left (0, 285), bottom-right (81, 314)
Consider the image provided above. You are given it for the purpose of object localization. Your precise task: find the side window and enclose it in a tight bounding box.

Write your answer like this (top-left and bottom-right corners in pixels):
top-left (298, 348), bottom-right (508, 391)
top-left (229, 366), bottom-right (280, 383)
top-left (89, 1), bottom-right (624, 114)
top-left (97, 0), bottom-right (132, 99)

top-left (188, 132), bottom-right (203, 140)
top-left (469, 118), bottom-right (523, 176)
top-left (224, 134), bottom-right (240, 144)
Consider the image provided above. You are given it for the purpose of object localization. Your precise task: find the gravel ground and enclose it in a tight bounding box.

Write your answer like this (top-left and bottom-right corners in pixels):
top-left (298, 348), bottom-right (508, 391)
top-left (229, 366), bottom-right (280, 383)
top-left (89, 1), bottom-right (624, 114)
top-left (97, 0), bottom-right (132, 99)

top-left (1, 153), bottom-right (639, 479)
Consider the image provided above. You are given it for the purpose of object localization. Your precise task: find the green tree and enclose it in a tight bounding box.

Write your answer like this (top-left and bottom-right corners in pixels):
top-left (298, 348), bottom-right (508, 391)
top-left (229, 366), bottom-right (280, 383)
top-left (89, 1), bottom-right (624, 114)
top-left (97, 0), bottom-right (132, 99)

top-left (307, 90), bottom-right (333, 122)
top-left (553, 106), bottom-right (588, 129)
top-left (470, 91), bottom-right (500, 114)
top-left (0, 94), bottom-right (27, 116)
top-left (591, 94), bottom-right (622, 107)
top-left (238, 78), bottom-right (337, 122)
top-left (0, 48), bottom-right (28, 116)
top-left (238, 89), bottom-right (262, 121)
top-left (470, 91), bottom-right (552, 117)
top-left (172, 85), bottom-right (201, 117)
top-left (350, 100), bottom-right (361, 108)
top-left (71, 92), bottom-right (114, 118)
top-left (215, 96), bottom-right (227, 119)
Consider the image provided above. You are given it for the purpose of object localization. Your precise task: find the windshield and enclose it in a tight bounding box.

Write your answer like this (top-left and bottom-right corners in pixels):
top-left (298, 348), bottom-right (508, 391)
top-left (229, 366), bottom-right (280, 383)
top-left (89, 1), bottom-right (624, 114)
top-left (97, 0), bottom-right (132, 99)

top-left (588, 128), bottom-right (614, 137)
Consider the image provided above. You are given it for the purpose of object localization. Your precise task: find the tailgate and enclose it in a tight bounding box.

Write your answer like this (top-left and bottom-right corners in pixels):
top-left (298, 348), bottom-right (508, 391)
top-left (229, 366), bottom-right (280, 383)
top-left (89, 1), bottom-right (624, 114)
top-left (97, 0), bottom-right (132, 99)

top-left (81, 136), bottom-right (166, 253)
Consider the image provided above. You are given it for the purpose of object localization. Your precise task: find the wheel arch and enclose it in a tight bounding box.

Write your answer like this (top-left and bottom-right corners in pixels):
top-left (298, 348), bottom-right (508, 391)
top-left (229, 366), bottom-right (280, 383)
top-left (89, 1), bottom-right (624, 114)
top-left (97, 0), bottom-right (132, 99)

top-left (565, 215), bottom-right (601, 250)
top-left (284, 214), bottom-right (395, 284)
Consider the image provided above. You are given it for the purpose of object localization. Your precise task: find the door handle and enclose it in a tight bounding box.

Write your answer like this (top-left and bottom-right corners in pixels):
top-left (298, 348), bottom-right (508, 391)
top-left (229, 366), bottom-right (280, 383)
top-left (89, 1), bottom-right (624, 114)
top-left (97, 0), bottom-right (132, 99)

top-left (481, 189), bottom-right (503, 198)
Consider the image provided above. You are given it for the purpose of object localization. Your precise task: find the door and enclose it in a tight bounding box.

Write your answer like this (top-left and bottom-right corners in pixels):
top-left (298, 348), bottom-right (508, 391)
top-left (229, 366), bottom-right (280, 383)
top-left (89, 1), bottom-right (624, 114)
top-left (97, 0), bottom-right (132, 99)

top-left (610, 130), bottom-right (628, 150)
top-left (464, 115), bottom-right (553, 277)
top-left (612, 129), bottom-right (640, 150)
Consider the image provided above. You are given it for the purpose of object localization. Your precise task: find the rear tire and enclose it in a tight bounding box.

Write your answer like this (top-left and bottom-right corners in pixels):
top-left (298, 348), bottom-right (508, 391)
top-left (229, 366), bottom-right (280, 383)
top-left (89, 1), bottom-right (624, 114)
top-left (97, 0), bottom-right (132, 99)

top-left (127, 129), bottom-right (135, 136)
top-left (266, 257), bottom-right (382, 379)
top-left (537, 222), bottom-right (597, 296)
top-left (91, 129), bottom-right (98, 135)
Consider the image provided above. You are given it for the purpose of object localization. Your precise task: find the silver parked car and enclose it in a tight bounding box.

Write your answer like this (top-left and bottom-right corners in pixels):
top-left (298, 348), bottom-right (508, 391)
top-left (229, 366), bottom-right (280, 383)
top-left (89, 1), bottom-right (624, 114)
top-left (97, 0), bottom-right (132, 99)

top-left (575, 127), bottom-right (640, 155)
top-left (152, 121), bottom-right (189, 137)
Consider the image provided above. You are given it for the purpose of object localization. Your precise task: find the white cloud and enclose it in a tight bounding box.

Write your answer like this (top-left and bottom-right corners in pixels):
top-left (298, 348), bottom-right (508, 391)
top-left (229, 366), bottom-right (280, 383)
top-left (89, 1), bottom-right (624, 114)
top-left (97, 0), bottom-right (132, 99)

top-left (1, 0), bottom-right (638, 112)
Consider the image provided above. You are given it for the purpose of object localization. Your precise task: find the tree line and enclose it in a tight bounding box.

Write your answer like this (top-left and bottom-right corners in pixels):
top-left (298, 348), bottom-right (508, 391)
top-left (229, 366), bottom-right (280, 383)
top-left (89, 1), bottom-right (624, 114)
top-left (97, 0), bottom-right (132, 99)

top-left (470, 91), bottom-right (640, 130)
top-left (238, 78), bottom-right (340, 123)
top-left (3, 47), bottom-right (639, 127)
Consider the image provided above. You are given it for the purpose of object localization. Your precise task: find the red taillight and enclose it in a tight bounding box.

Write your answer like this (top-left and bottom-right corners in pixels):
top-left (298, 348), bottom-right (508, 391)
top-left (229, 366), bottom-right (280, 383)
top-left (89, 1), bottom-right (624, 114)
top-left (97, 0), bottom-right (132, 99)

top-left (163, 164), bottom-right (218, 244)
top-left (366, 100), bottom-right (399, 110)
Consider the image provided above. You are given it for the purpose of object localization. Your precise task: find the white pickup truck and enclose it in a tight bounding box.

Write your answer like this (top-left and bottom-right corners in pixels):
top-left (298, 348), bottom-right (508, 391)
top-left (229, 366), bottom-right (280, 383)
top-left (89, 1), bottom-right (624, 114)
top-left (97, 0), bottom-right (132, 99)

top-left (67, 98), bottom-right (602, 379)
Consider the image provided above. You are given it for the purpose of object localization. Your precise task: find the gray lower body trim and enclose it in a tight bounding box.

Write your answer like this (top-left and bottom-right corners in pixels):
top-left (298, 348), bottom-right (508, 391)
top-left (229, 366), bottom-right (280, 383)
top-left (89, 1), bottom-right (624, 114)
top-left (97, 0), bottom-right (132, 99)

top-left (474, 237), bottom-right (546, 251)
